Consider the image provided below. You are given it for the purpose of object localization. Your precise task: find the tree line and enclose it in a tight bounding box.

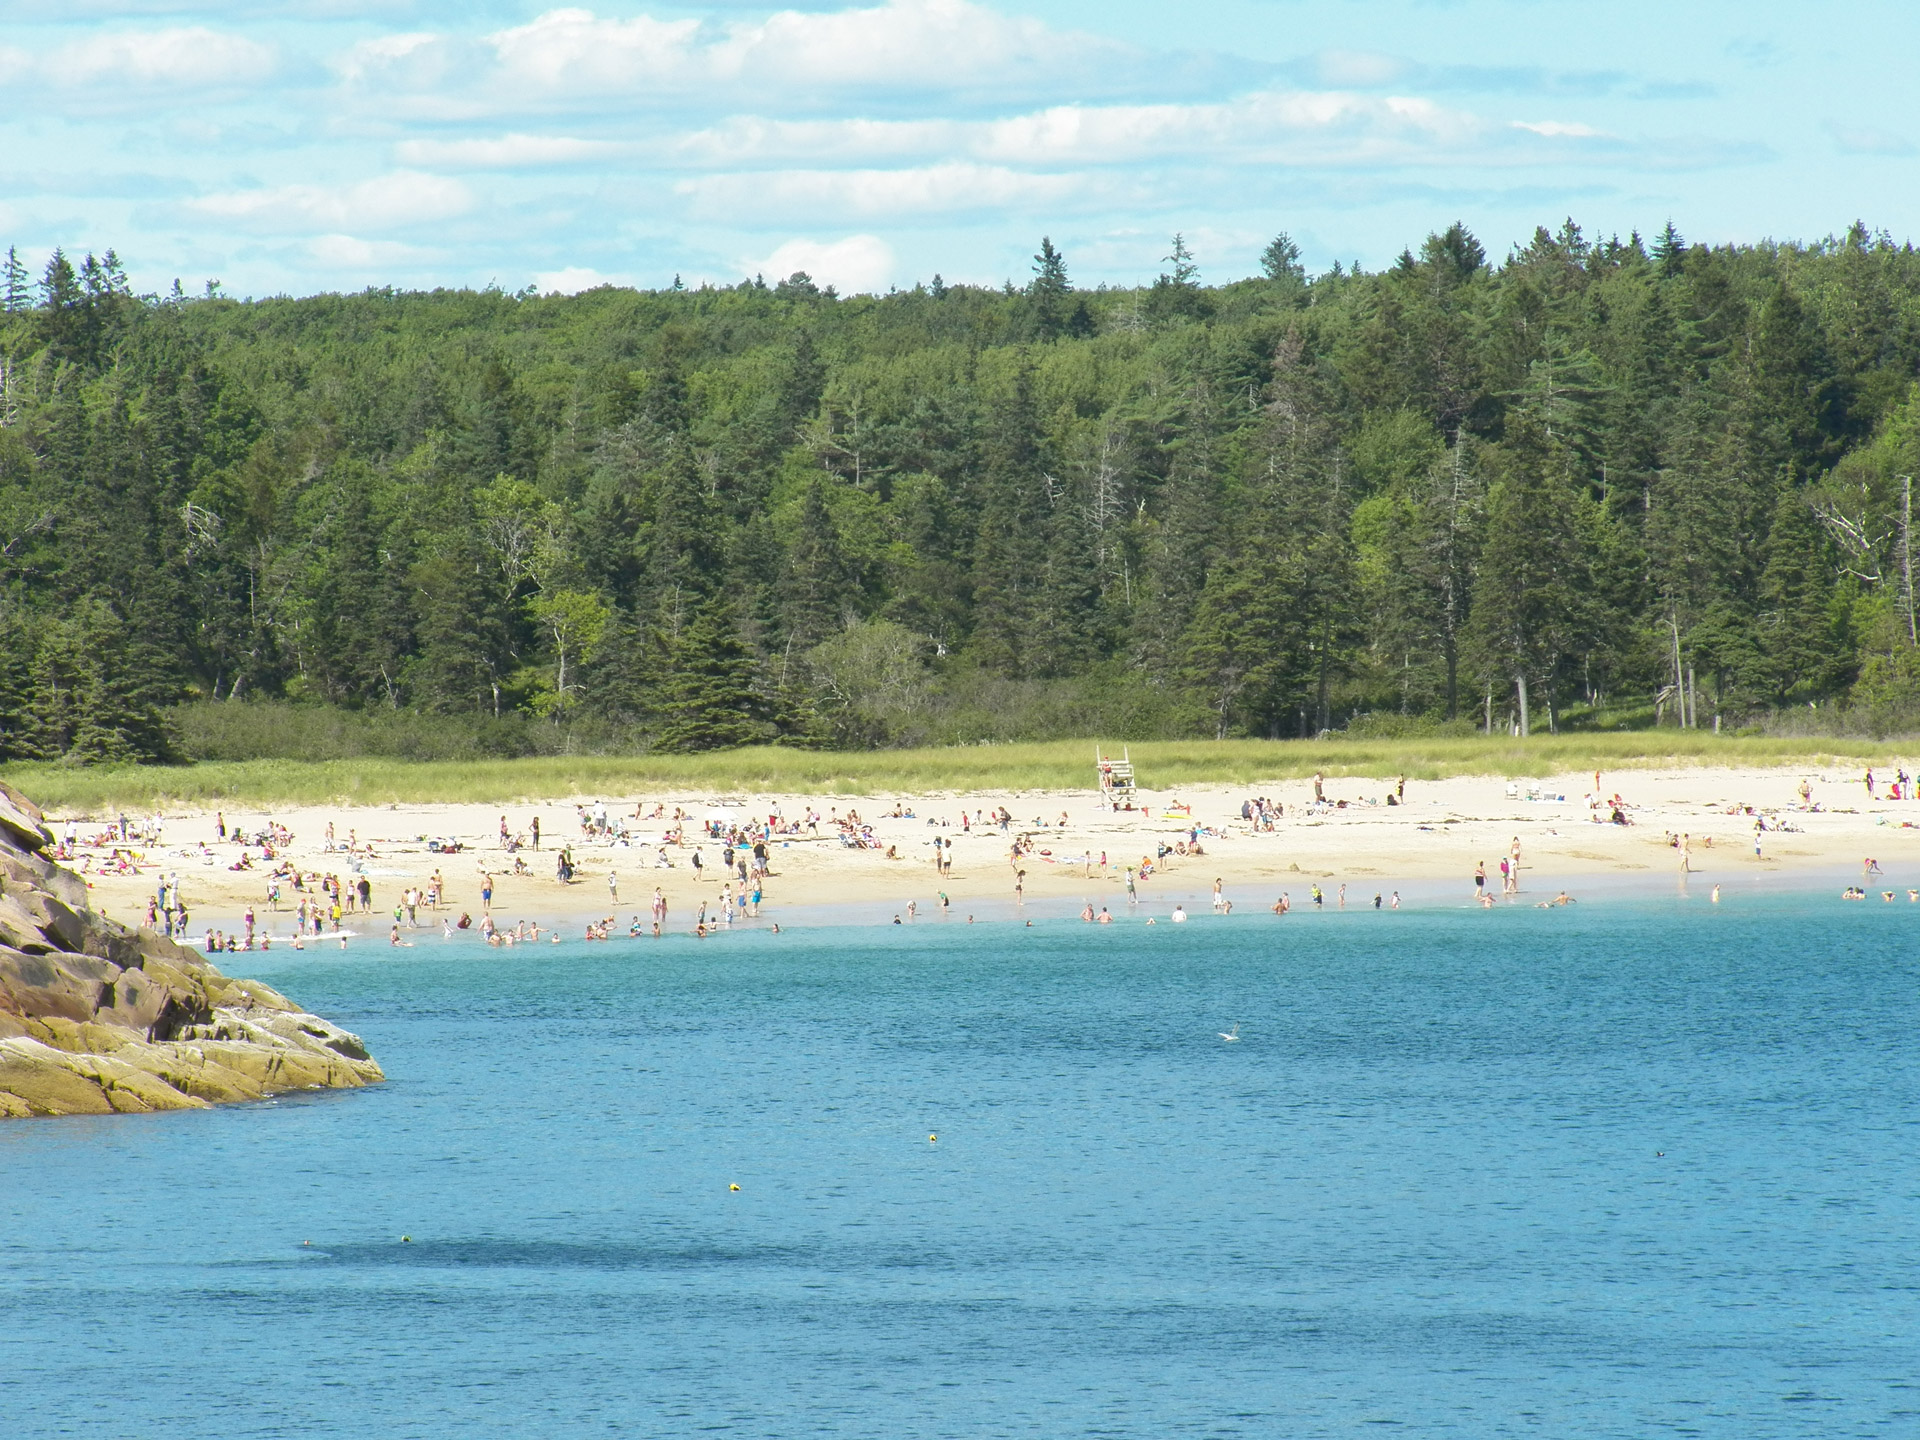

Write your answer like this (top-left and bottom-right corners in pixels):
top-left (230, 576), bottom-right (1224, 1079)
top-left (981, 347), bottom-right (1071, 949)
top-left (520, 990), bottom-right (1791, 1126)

top-left (4, 220), bottom-right (1920, 765)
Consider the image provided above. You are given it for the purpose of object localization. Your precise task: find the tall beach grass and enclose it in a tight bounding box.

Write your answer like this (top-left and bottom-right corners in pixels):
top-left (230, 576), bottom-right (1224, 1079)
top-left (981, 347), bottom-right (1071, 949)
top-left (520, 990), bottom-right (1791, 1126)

top-left (3, 733), bottom-right (1895, 814)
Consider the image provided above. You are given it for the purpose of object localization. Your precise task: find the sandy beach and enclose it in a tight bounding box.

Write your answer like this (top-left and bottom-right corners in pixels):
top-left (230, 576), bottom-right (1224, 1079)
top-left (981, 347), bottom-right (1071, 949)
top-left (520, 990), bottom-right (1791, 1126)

top-left (46, 760), bottom-right (1920, 939)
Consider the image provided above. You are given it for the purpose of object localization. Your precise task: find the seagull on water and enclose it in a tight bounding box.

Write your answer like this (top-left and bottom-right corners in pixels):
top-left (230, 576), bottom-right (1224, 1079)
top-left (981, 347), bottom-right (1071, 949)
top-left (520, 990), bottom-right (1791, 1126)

top-left (1219, 1024), bottom-right (1240, 1042)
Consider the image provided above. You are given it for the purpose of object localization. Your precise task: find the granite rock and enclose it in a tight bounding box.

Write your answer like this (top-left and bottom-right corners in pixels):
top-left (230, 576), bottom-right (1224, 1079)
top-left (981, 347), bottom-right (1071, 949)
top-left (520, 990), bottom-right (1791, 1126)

top-left (0, 785), bottom-right (383, 1118)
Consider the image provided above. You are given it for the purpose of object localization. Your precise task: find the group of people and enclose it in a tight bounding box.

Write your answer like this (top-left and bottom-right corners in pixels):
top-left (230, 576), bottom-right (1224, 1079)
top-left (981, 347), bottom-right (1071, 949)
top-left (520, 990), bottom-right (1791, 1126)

top-left (1472, 840), bottom-right (1528, 903)
top-left (1863, 766), bottom-right (1918, 800)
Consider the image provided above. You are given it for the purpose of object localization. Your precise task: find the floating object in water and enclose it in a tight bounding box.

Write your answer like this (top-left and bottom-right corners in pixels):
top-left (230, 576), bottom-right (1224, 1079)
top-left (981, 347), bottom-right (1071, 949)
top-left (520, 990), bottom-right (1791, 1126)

top-left (1219, 1024), bottom-right (1239, 1043)
top-left (401, 1235), bottom-right (411, 1242)
top-left (928, 1134), bottom-right (937, 1144)
top-left (729, 1183), bottom-right (740, 1192)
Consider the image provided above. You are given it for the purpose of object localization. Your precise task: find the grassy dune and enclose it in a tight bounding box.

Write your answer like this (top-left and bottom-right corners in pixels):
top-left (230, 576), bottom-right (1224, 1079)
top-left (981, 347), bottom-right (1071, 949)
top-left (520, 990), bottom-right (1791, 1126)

top-left (2, 733), bottom-right (1894, 814)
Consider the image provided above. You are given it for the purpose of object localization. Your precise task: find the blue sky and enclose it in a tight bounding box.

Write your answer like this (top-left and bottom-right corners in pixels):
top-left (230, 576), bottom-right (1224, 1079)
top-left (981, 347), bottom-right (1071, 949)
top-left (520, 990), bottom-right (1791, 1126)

top-left (1, 0), bottom-right (1915, 298)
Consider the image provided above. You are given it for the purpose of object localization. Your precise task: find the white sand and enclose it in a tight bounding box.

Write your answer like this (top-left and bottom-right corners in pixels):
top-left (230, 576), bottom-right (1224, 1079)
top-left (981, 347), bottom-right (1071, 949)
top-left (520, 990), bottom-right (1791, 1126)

top-left (57, 761), bottom-right (1917, 934)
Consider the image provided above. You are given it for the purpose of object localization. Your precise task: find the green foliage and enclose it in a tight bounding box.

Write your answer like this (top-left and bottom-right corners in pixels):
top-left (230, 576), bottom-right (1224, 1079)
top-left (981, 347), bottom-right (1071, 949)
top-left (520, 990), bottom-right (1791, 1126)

top-left (3, 732), bottom-right (1897, 815)
top-left (3, 223), bottom-right (1920, 764)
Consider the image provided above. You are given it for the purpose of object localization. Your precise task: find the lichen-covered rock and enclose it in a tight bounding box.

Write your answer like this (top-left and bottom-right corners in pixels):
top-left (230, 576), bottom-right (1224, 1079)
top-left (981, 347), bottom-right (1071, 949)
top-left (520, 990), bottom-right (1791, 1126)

top-left (0, 783), bottom-right (382, 1119)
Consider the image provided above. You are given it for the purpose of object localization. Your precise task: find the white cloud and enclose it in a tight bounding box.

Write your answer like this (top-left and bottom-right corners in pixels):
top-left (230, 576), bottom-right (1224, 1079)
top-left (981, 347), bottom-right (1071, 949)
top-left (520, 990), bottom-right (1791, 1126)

top-left (340, 32), bottom-right (438, 77)
top-left (342, 0), bottom-right (1137, 112)
top-left (46, 28), bottom-right (276, 89)
top-left (677, 90), bottom-right (1493, 177)
top-left (395, 133), bottom-right (625, 169)
top-left (486, 8), bottom-right (702, 91)
top-left (308, 234), bottom-right (439, 269)
top-left (1314, 50), bottom-right (1408, 88)
top-left (1513, 120), bottom-right (1607, 139)
top-left (189, 171), bottom-right (472, 234)
top-left (533, 264), bottom-right (634, 293)
top-left (702, 0), bottom-right (1106, 92)
top-left (750, 235), bottom-right (895, 293)
top-left (683, 163), bottom-right (1090, 222)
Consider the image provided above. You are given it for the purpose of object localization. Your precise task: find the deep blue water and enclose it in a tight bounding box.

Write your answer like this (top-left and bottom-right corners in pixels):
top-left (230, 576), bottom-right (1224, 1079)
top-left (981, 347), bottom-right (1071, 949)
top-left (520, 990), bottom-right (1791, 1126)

top-left (5, 894), bottom-right (1919, 1438)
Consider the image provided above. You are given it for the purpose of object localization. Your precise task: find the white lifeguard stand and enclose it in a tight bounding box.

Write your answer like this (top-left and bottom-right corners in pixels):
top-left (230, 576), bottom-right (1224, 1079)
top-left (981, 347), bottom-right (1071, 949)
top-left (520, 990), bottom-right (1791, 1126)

top-left (1096, 744), bottom-right (1137, 809)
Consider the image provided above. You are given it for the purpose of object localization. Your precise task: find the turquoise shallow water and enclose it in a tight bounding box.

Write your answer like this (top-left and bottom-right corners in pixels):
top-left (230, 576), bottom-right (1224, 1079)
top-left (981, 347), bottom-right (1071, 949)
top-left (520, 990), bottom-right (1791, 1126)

top-left (5, 895), bottom-right (1919, 1438)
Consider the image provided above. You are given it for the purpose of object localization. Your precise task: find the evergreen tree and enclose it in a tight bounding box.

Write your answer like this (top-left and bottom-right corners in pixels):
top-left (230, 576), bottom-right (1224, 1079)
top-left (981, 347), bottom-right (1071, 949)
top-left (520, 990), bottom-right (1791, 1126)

top-left (1027, 237), bottom-right (1073, 339)
top-left (1464, 412), bottom-right (1588, 733)
top-left (1177, 541), bottom-right (1306, 737)
top-left (1260, 233), bottom-right (1305, 285)
top-left (653, 599), bottom-right (765, 751)
top-left (1746, 280), bottom-right (1844, 476)
top-left (1758, 487), bottom-right (1846, 702)
top-left (967, 366), bottom-right (1053, 675)
top-left (778, 479), bottom-right (854, 650)
top-left (1, 247), bottom-right (28, 313)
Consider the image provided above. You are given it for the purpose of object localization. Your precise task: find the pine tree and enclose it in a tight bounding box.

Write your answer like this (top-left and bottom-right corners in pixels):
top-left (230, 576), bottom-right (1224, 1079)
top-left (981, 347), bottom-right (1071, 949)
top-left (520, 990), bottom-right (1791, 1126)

top-left (1651, 221), bottom-right (1687, 279)
top-left (1464, 411), bottom-right (1588, 733)
top-left (653, 599), bottom-right (765, 751)
top-left (1758, 487), bottom-right (1844, 702)
top-left (1747, 280), bottom-right (1843, 476)
top-left (1260, 233), bottom-right (1304, 285)
top-left (1146, 234), bottom-right (1208, 323)
top-left (1028, 237), bottom-right (1072, 339)
top-left (1, 247), bottom-right (28, 313)
top-left (967, 367), bottom-right (1052, 675)
top-left (776, 332), bottom-right (827, 441)
top-left (778, 479), bottom-right (853, 650)
top-left (1177, 542), bottom-right (1307, 737)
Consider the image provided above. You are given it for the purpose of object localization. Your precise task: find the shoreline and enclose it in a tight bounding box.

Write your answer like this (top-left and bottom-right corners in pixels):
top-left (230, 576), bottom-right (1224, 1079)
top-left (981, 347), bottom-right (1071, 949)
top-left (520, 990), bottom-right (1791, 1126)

top-left (213, 862), bottom-right (1899, 944)
top-left (49, 761), bottom-right (1920, 944)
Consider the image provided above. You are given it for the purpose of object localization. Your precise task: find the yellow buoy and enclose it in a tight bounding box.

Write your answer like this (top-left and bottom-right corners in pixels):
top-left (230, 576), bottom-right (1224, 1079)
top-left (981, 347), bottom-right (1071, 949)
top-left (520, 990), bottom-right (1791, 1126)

top-left (401, 1235), bottom-right (411, 1242)
top-left (928, 1134), bottom-right (937, 1143)
top-left (729, 1183), bottom-right (740, 1192)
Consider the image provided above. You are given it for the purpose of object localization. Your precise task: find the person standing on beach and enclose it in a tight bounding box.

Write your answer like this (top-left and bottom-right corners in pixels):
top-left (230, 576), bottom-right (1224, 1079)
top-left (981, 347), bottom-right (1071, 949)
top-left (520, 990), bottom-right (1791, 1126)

top-left (608, 870), bottom-right (618, 904)
top-left (482, 874), bottom-right (494, 915)
top-left (1313, 771), bottom-right (1325, 805)
top-left (1865, 767), bottom-right (1876, 799)
top-left (1474, 861), bottom-right (1486, 897)
top-left (531, 816), bottom-right (540, 850)
top-left (1126, 869), bottom-right (1137, 902)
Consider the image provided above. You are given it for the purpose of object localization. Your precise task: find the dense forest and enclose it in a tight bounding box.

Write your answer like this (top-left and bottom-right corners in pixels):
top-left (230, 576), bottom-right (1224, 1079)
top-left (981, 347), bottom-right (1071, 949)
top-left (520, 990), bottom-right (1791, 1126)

top-left (5, 219), bottom-right (1920, 765)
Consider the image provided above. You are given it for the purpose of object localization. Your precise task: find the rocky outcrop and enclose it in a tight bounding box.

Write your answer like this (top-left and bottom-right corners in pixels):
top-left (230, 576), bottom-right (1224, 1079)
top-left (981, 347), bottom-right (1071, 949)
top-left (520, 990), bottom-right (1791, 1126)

top-left (0, 781), bottom-right (382, 1117)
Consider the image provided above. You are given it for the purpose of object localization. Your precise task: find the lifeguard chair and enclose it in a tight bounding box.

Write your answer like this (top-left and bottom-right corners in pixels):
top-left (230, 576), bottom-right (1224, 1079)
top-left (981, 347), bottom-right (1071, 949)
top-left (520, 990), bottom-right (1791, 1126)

top-left (1096, 745), bottom-right (1137, 810)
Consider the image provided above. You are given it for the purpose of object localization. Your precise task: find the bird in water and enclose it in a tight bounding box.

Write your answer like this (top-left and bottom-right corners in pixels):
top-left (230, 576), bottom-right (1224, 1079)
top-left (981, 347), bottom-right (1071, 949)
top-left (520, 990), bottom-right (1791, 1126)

top-left (1219, 1024), bottom-right (1240, 1043)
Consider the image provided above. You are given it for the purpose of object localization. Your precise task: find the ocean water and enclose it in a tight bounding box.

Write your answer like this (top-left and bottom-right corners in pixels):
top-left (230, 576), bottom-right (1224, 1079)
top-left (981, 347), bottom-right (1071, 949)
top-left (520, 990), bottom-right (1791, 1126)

top-left (5, 893), bottom-right (1918, 1438)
